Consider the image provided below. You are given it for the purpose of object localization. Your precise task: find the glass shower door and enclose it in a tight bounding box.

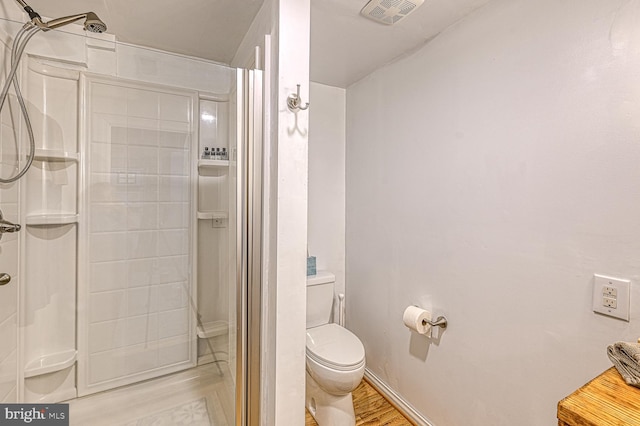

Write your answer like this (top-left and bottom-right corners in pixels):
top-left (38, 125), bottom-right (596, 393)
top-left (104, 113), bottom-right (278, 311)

top-left (80, 77), bottom-right (198, 395)
top-left (0, 16), bottom-right (264, 425)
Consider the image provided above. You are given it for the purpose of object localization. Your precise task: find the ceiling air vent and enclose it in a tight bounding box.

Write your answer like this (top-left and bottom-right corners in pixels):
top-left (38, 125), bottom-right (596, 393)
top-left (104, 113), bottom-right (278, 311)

top-left (361, 0), bottom-right (425, 25)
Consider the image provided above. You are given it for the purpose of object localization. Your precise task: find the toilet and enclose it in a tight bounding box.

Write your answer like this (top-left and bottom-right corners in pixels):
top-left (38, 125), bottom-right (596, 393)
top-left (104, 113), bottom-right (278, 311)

top-left (306, 271), bottom-right (365, 426)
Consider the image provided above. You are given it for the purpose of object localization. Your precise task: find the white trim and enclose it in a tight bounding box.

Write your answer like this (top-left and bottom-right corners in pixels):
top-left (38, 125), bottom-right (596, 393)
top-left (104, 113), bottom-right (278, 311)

top-left (364, 368), bottom-right (435, 426)
top-left (199, 93), bottom-right (230, 102)
top-left (259, 32), bottom-right (275, 426)
top-left (26, 61), bottom-right (80, 80)
top-left (17, 46), bottom-right (27, 403)
top-left (115, 41), bottom-right (230, 67)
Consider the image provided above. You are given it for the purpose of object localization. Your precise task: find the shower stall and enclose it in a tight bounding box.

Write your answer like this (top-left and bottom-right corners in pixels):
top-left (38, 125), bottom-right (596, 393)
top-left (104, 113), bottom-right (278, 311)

top-left (0, 8), bottom-right (263, 425)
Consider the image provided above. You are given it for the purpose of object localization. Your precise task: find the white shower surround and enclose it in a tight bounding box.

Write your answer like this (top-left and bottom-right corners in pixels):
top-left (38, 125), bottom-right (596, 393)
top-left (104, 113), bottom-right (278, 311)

top-left (0, 29), bottom-right (19, 403)
top-left (0, 16), bottom-right (237, 402)
top-left (346, 0), bottom-right (640, 424)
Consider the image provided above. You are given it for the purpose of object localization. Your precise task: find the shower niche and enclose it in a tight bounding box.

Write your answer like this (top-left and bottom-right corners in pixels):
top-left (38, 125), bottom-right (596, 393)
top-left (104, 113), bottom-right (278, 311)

top-left (196, 97), bottom-right (232, 366)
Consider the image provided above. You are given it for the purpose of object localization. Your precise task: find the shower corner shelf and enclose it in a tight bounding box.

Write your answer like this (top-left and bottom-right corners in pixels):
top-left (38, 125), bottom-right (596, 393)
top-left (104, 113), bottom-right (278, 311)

top-left (24, 349), bottom-right (77, 378)
top-left (26, 214), bottom-right (79, 226)
top-left (198, 159), bottom-right (229, 171)
top-left (197, 211), bottom-right (228, 220)
top-left (33, 149), bottom-right (79, 162)
top-left (197, 320), bottom-right (229, 339)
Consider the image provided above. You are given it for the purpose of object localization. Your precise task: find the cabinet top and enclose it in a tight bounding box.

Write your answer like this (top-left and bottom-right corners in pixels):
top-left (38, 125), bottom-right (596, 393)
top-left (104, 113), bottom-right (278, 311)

top-left (558, 367), bottom-right (640, 425)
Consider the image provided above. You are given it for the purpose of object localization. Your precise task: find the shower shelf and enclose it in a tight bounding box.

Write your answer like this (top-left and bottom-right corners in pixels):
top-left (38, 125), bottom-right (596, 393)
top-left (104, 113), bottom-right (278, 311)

top-left (33, 149), bottom-right (79, 162)
top-left (198, 159), bottom-right (229, 172)
top-left (197, 211), bottom-right (228, 220)
top-left (197, 320), bottom-right (228, 339)
top-left (24, 349), bottom-right (77, 378)
top-left (26, 214), bottom-right (79, 226)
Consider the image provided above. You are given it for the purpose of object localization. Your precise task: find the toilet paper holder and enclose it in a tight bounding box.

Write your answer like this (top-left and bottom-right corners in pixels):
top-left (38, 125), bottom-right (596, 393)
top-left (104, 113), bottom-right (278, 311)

top-left (423, 316), bottom-right (448, 330)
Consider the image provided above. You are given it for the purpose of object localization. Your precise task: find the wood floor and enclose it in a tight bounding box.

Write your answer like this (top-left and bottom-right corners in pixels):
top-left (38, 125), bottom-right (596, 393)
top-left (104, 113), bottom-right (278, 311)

top-left (305, 378), bottom-right (413, 426)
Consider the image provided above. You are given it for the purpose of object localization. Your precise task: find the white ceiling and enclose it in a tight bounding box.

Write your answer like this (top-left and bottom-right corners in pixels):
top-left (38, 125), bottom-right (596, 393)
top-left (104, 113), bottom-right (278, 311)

top-left (18, 0), bottom-right (491, 88)
top-left (24, 0), bottom-right (265, 64)
top-left (311, 0), bottom-right (492, 88)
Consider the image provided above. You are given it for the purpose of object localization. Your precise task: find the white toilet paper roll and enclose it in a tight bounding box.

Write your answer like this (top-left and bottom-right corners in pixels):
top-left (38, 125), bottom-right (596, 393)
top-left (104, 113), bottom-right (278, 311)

top-left (403, 306), bottom-right (432, 335)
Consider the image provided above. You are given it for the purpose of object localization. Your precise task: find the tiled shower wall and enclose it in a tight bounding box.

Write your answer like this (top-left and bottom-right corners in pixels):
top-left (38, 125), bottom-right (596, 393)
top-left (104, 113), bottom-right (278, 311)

top-left (83, 79), bottom-right (195, 393)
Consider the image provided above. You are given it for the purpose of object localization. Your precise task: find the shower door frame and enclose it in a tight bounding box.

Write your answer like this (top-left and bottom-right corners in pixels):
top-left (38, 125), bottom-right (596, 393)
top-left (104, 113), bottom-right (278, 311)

top-left (235, 68), bottom-right (263, 426)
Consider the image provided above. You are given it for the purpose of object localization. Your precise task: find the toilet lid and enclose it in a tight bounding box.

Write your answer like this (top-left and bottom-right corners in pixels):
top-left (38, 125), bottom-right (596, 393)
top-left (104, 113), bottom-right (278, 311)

top-left (306, 324), bottom-right (365, 369)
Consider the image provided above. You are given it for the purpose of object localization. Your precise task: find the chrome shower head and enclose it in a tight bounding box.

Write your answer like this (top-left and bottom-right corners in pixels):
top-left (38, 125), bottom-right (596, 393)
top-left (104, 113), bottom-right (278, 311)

top-left (42, 12), bottom-right (107, 33)
top-left (13, 0), bottom-right (107, 33)
top-left (84, 12), bottom-right (107, 33)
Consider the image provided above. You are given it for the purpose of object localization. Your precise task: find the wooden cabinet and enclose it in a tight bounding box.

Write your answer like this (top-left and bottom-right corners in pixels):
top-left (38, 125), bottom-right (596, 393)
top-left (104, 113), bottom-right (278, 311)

top-left (558, 367), bottom-right (640, 425)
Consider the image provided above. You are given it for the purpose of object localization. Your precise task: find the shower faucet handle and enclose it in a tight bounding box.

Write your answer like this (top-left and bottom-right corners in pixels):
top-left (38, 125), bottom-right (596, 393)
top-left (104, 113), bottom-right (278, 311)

top-left (0, 209), bottom-right (21, 241)
top-left (0, 218), bottom-right (20, 233)
top-left (0, 273), bottom-right (10, 286)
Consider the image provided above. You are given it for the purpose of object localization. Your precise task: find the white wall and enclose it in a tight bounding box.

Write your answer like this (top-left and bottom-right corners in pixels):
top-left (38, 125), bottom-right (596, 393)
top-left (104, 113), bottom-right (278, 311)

top-left (273, 1), bottom-right (310, 424)
top-left (346, 0), bottom-right (640, 425)
top-left (308, 82), bottom-right (346, 302)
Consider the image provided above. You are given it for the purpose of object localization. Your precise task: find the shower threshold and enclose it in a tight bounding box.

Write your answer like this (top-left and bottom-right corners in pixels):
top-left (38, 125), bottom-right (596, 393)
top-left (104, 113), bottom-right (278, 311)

top-left (65, 364), bottom-right (234, 426)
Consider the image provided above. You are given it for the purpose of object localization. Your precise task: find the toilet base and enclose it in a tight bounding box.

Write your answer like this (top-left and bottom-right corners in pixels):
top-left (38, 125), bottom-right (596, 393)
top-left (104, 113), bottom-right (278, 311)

top-left (306, 371), bottom-right (356, 426)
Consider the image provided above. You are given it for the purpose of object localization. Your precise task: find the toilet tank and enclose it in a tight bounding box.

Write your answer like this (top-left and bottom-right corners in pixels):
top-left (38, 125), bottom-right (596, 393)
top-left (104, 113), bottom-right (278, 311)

top-left (306, 271), bottom-right (336, 328)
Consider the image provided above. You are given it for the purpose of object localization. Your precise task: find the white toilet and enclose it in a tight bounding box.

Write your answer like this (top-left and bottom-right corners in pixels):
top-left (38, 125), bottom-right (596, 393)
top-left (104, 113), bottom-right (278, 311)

top-left (306, 271), bottom-right (365, 426)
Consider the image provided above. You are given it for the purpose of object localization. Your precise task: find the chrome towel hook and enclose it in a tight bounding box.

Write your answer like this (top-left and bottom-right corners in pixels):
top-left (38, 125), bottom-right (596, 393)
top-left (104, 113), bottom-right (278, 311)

top-left (287, 84), bottom-right (309, 112)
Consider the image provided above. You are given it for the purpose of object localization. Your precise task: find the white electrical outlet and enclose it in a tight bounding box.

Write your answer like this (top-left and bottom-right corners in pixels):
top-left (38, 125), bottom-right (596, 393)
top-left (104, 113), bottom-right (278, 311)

top-left (593, 274), bottom-right (630, 321)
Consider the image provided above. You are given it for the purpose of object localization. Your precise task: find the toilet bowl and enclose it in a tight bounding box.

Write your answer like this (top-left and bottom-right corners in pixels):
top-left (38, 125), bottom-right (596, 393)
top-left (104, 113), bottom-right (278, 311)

top-left (305, 271), bottom-right (366, 426)
top-left (307, 323), bottom-right (365, 392)
top-left (305, 324), bottom-right (365, 425)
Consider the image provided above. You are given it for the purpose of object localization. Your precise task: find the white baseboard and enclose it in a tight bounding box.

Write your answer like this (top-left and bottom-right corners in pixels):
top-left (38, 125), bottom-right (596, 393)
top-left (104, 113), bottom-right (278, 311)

top-left (364, 368), bottom-right (435, 426)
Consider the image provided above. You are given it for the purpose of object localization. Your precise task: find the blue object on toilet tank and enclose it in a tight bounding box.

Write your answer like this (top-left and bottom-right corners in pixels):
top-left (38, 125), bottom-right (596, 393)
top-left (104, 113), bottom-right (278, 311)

top-left (307, 256), bottom-right (316, 276)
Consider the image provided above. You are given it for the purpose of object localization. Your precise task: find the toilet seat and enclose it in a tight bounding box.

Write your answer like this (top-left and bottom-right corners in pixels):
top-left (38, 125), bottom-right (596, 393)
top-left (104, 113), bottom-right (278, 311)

top-left (306, 324), bottom-right (365, 371)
